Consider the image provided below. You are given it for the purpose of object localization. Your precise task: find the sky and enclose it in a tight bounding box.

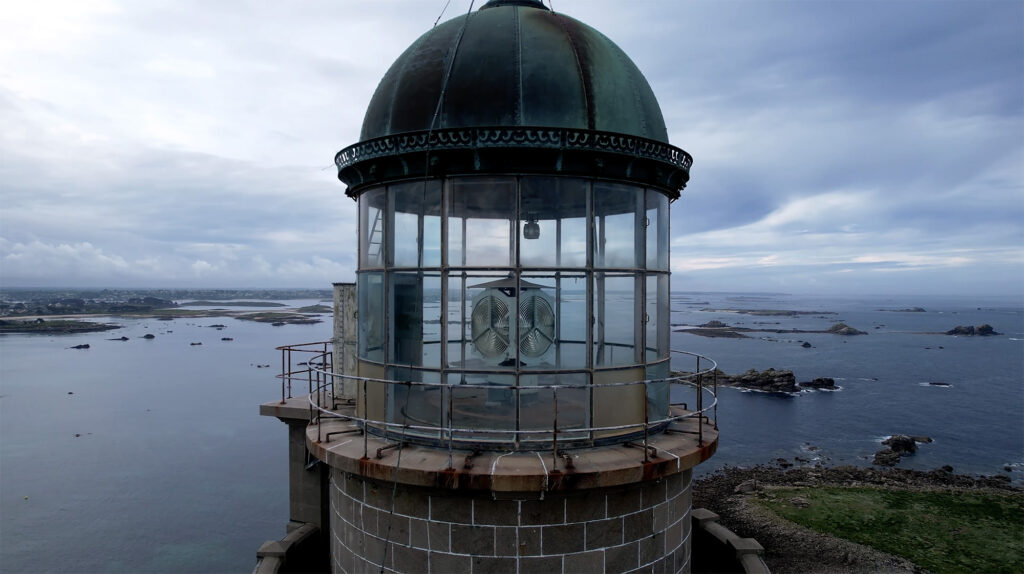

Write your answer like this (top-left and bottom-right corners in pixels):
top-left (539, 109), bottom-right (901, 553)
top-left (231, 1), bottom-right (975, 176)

top-left (1, 0), bottom-right (1021, 297)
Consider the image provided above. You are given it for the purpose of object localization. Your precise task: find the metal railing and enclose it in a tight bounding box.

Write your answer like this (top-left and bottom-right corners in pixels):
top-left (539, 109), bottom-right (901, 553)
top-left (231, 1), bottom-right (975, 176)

top-left (275, 341), bottom-right (717, 464)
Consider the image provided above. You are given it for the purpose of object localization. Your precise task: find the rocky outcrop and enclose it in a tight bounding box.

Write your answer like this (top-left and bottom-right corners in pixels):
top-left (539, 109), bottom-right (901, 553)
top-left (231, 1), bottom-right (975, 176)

top-left (716, 369), bottom-right (798, 393)
top-left (827, 322), bottom-right (867, 335)
top-left (946, 324), bottom-right (1000, 336)
top-left (799, 377), bottom-right (836, 389)
top-left (873, 434), bottom-right (932, 466)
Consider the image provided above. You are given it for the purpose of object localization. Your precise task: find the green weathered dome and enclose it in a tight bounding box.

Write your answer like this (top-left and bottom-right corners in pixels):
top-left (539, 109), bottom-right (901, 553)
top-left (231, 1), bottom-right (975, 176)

top-left (336, 0), bottom-right (692, 197)
top-left (360, 0), bottom-right (668, 143)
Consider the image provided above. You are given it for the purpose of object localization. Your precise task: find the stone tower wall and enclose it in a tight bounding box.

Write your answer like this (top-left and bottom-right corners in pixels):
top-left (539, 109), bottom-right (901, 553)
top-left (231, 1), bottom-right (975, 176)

top-left (328, 468), bottom-right (693, 574)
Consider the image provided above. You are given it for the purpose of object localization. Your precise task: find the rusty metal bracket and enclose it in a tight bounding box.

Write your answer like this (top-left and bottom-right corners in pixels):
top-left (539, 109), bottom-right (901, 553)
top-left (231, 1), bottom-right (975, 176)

top-left (376, 441), bottom-right (405, 459)
top-left (324, 428), bottom-right (361, 442)
top-left (463, 450), bottom-right (482, 470)
top-left (624, 441), bottom-right (658, 459)
top-left (558, 451), bottom-right (575, 470)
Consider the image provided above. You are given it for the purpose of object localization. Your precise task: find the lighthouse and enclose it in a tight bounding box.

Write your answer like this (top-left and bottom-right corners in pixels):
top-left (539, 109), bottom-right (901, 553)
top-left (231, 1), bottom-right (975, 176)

top-left (263, 2), bottom-right (717, 572)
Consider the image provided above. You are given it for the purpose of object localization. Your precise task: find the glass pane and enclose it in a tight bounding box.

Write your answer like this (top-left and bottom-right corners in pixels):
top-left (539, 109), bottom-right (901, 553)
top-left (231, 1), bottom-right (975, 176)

top-left (359, 188), bottom-right (385, 268)
top-left (519, 272), bottom-right (587, 370)
top-left (593, 274), bottom-right (639, 367)
top-left (518, 372), bottom-right (589, 444)
top-left (388, 367), bottom-right (442, 440)
top-left (358, 272), bottom-right (385, 362)
top-left (520, 177), bottom-right (588, 268)
top-left (446, 273), bottom-right (511, 369)
top-left (646, 274), bottom-right (669, 361)
top-left (592, 367), bottom-right (645, 440)
top-left (594, 183), bottom-right (641, 268)
top-left (449, 372), bottom-right (515, 442)
top-left (389, 272), bottom-right (441, 367)
top-left (646, 360), bottom-right (670, 424)
top-left (645, 190), bottom-right (669, 270)
top-left (390, 180), bottom-right (442, 268)
top-left (448, 177), bottom-right (516, 267)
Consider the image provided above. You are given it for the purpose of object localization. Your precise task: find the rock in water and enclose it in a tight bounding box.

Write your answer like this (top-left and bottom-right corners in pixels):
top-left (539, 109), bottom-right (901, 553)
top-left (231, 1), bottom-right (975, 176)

top-left (827, 322), bottom-right (867, 335)
top-left (872, 448), bottom-right (901, 466)
top-left (800, 377), bottom-right (836, 389)
top-left (883, 435), bottom-right (918, 454)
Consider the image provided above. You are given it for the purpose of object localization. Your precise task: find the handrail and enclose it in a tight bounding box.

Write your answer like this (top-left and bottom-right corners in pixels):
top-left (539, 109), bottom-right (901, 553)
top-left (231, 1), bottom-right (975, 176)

top-left (275, 341), bottom-right (717, 462)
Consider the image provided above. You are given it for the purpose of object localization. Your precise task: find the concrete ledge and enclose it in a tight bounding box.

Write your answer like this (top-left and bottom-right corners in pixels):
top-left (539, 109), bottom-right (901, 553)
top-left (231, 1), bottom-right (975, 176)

top-left (260, 396), bottom-right (313, 422)
top-left (692, 507), bottom-right (770, 574)
top-left (307, 405), bottom-right (718, 495)
top-left (253, 522), bottom-right (321, 574)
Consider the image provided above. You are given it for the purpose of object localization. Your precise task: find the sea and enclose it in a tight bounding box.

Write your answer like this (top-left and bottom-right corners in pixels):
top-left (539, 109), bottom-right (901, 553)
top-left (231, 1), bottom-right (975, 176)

top-left (1, 292), bottom-right (1021, 573)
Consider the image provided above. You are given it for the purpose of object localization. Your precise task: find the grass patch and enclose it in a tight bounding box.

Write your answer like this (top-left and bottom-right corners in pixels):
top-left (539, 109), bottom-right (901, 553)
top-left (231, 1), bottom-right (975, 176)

top-left (756, 487), bottom-right (1024, 574)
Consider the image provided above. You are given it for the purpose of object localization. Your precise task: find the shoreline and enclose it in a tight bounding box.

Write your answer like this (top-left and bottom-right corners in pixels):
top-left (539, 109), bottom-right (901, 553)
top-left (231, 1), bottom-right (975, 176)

top-left (693, 464), bottom-right (1020, 573)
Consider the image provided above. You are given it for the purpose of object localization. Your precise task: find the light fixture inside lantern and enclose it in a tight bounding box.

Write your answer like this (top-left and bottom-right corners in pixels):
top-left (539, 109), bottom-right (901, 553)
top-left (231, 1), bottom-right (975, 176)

top-left (470, 277), bottom-right (554, 362)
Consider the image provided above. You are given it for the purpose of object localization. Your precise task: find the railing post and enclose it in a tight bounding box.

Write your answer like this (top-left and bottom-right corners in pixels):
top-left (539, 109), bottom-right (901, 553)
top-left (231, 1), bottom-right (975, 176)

top-left (446, 384), bottom-right (454, 470)
top-left (552, 387), bottom-right (559, 469)
top-left (280, 348), bottom-right (286, 403)
top-left (363, 378), bottom-right (369, 459)
top-left (642, 380), bottom-right (649, 463)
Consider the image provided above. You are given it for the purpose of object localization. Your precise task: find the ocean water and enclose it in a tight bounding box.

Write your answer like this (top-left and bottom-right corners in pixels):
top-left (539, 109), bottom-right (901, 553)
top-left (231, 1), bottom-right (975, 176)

top-left (1, 293), bottom-right (1021, 573)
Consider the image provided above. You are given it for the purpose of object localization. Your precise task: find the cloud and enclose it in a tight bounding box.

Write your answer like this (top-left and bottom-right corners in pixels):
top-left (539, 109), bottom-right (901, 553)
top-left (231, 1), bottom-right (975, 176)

top-left (0, 0), bottom-right (1020, 296)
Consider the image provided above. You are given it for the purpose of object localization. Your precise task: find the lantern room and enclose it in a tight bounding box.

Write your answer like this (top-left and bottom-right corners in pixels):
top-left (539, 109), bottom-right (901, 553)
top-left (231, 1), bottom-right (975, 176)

top-left (335, 0), bottom-right (693, 450)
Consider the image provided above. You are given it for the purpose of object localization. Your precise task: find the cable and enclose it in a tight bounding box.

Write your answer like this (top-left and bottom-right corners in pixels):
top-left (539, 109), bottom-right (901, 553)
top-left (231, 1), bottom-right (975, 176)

top-left (434, 0), bottom-right (453, 27)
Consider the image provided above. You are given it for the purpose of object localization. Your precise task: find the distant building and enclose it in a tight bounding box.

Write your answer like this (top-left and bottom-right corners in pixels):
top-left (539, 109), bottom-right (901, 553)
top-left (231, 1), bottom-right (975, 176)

top-left (261, 2), bottom-right (719, 572)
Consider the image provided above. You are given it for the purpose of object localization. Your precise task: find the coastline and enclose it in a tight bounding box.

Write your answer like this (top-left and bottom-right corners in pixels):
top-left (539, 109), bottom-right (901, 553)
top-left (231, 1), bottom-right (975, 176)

top-left (693, 464), bottom-right (1021, 573)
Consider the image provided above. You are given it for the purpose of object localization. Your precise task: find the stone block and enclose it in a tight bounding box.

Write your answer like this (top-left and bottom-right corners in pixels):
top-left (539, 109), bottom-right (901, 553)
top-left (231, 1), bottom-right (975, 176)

top-left (665, 471), bottom-right (683, 495)
top-left (364, 482), bottom-right (391, 510)
top-left (392, 543), bottom-right (427, 574)
top-left (638, 532), bottom-right (664, 565)
top-left (430, 495), bottom-right (472, 524)
top-left (586, 517), bottom-right (623, 550)
top-left (362, 534), bottom-right (389, 570)
top-left (362, 505), bottom-right (379, 537)
top-left (564, 549), bottom-right (604, 574)
top-left (623, 508), bottom-right (653, 542)
top-left (429, 551), bottom-right (470, 574)
top-left (521, 498), bottom-right (565, 526)
top-left (604, 540), bottom-right (639, 572)
top-left (672, 542), bottom-right (687, 573)
top-left (652, 501), bottom-right (669, 532)
top-left (394, 487), bottom-right (428, 519)
top-left (428, 521), bottom-right (450, 552)
top-left (519, 555), bottom-right (562, 574)
top-left (566, 492), bottom-right (606, 522)
top-left (379, 513), bottom-right (410, 547)
top-left (665, 519), bottom-right (682, 551)
top-left (541, 522), bottom-right (585, 555)
top-left (640, 478), bottom-right (667, 507)
top-left (343, 472), bottom-right (364, 498)
top-left (472, 555), bottom-right (516, 574)
top-left (607, 488), bottom-right (642, 517)
top-left (668, 487), bottom-right (691, 523)
top-left (451, 524), bottom-right (496, 556)
top-left (517, 526), bottom-right (541, 556)
top-left (409, 517), bottom-right (430, 549)
top-left (473, 498), bottom-right (520, 526)
top-left (494, 527), bottom-right (519, 557)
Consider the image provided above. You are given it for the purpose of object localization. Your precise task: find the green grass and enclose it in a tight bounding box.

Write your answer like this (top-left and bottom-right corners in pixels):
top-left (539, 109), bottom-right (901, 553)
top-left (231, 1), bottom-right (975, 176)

top-left (756, 487), bottom-right (1024, 574)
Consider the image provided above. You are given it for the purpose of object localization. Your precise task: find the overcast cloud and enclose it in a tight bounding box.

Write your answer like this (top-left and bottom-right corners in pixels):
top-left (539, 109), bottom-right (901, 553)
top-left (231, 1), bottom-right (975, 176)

top-left (1, 0), bottom-right (1021, 296)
